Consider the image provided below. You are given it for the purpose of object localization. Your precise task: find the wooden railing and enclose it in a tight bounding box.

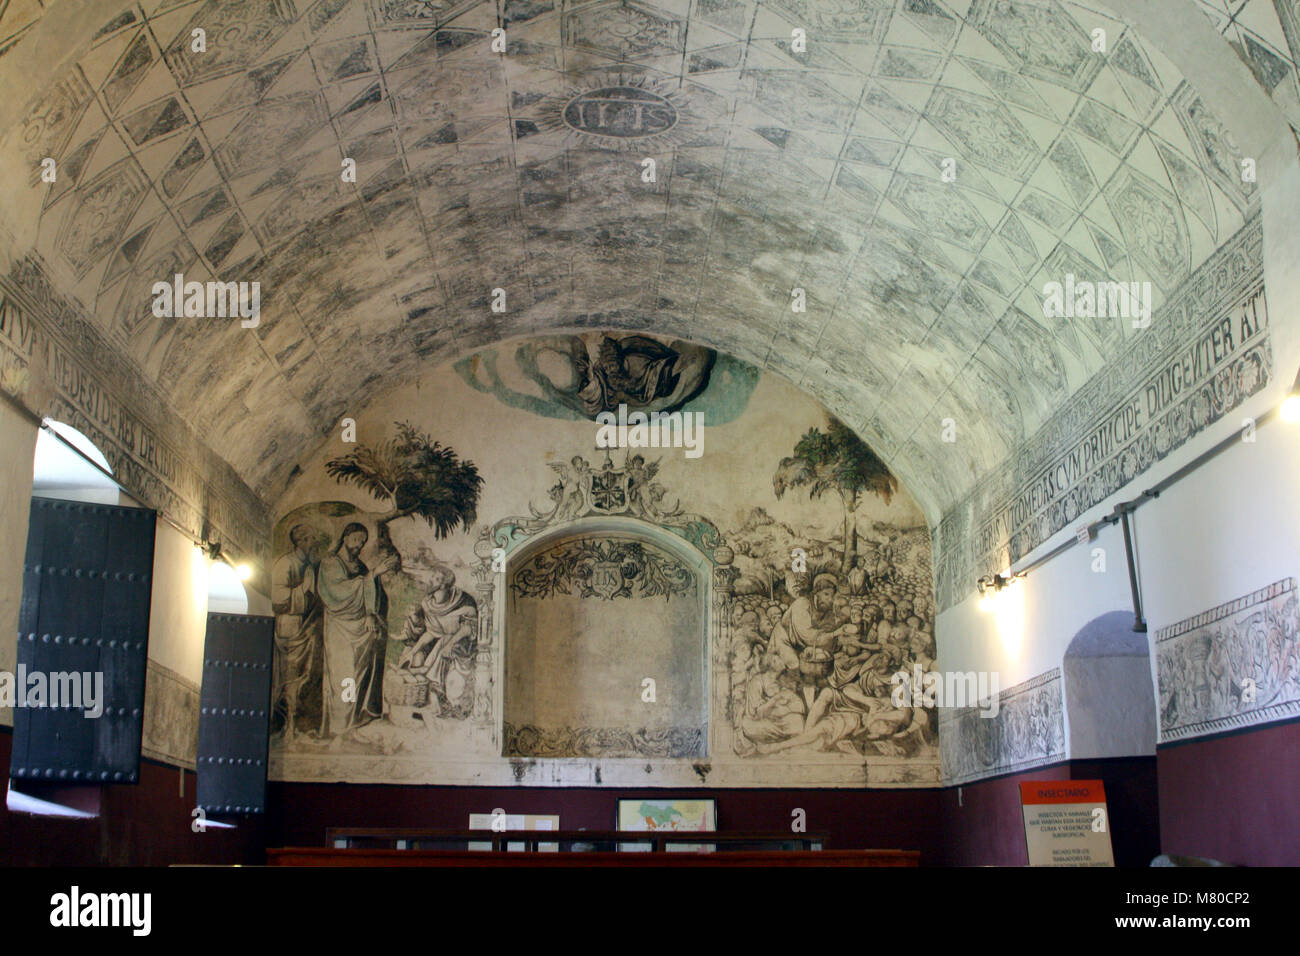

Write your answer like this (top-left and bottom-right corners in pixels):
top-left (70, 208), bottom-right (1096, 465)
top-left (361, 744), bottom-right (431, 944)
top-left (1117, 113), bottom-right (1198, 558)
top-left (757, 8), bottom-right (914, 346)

top-left (265, 829), bottom-right (920, 864)
top-left (271, 846), bottom-right (919, 867)
top-left (323, 828), bottom-right (831, 853)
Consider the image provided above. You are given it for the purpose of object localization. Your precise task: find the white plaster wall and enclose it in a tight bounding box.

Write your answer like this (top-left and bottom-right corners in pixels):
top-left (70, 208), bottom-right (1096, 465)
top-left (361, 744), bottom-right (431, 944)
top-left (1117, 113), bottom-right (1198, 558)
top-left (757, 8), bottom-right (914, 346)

top-left (0, 399), bottom-right (37, 727)
top-left (1136, 403), bottom-right (1300, 636)
top-left (245, 586), bottom-right (272, 617)
top-left (937, 519), bottom-right (1134, 690)
top-left (30, 423), bottom-right (122, 506)
top-left (145, 521), bottom-right (210, 686)
top-left (1065, 655), bottom-right (1158, 760)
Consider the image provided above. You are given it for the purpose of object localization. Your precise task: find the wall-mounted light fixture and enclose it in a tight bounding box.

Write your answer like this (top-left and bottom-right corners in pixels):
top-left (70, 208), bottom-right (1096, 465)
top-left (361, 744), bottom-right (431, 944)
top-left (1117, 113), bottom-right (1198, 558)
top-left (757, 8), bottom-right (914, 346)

top-left (1281, 367), bottom-right (1300, 422)
top-left (976, 572), bottom-right (1025, 612)
top-left (205, 539), bottom-right (254, 583)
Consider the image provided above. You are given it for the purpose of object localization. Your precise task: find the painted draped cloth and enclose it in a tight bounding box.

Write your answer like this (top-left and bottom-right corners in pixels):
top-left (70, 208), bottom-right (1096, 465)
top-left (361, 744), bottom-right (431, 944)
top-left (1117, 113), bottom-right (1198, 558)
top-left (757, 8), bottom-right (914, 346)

top-left (400, 587), bottom-right (478, 717)
top-left (271, 550), bottom-right (323, 733)
top-left (317, 550), bottom-right (386, 734)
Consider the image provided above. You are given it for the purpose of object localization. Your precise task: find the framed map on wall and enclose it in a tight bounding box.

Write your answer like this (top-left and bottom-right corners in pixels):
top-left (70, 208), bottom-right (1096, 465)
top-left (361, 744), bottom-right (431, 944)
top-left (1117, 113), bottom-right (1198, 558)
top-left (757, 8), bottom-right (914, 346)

top-left (617, 799), bottom-right (716, 852)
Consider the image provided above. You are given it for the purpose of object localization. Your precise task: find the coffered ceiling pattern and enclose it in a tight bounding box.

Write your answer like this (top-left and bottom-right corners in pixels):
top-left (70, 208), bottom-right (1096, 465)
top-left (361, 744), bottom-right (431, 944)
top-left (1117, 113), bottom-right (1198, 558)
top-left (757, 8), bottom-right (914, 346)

top-left (0, 0), bottom-right (1275, 519)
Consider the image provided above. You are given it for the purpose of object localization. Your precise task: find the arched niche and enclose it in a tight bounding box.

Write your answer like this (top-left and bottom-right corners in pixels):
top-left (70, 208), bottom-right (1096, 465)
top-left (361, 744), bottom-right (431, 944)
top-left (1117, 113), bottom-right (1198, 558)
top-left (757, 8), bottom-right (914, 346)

top-left (1063, 610), bottom-right (1157, 759)
top-left (494, 516), bottom-right (715, 760)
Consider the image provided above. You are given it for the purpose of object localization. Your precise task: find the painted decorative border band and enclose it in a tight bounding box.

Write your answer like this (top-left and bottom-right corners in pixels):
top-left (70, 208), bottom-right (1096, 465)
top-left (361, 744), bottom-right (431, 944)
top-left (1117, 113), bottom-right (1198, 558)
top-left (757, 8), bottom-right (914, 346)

top-left (1155, 577), bottom-right (1300, 743)
top-left (1156, 578), bottom-right (1292, 639)
top-left (502, 723), bottom-right (705, 759)
top-left (141, 659), bottom-right (199, 769)
top-left (939, 668), bottom-right (1065, 786)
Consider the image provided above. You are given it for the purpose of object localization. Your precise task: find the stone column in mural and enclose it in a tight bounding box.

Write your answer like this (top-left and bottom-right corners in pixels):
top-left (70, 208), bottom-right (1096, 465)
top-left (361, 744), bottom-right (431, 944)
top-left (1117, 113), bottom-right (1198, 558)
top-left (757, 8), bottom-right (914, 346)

top-left (471, 530), bottom-right (498, 734)
top-left (713, 546), bottom-right (737, 646)
top-left (712, 547), bottom-right (738, 733)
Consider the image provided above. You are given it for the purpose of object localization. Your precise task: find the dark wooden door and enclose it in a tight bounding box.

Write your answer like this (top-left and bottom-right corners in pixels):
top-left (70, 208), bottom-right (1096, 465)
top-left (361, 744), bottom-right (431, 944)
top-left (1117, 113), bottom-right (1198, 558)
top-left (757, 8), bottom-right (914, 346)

top-left (12, 498), bottom-right (155, 784)
top-left (197, 613), bottom-right (273, 816)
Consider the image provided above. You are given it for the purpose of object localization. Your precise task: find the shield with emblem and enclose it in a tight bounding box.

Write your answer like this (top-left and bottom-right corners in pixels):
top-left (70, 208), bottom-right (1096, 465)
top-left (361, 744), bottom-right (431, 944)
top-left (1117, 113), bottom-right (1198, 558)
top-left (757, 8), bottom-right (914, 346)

top-left (589, 468), bottom-right (630, 513)
top-left (590, 560), bottom-right (624, 599)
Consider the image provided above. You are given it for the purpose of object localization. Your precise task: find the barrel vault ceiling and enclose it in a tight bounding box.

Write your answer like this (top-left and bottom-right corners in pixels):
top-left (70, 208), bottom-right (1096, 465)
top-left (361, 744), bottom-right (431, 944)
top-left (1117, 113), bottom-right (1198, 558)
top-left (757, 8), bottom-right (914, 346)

top-left (0, 0), bottom-right (1283, 521)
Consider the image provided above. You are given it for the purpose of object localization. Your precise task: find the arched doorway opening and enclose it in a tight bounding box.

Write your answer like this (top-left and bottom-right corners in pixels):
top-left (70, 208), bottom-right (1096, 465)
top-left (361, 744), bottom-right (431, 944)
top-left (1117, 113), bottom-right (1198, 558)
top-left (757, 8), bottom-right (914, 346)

top-left (1063, 610), bottom-right (1157, 759)
top-left (31, 420), bottom-right (118, 505)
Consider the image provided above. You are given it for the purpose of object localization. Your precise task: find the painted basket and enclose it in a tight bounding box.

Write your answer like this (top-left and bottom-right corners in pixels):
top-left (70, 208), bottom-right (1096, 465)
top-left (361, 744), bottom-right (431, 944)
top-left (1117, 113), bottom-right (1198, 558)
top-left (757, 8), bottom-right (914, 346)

top-left (386, 671), bottom-right (431, 707)
top-left (798, 647), bottom-right (833, 679)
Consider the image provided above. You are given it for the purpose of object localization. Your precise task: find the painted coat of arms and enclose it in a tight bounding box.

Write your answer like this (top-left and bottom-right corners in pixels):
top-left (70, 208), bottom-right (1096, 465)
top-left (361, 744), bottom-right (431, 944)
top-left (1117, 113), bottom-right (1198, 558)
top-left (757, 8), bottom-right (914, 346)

top-left (589, 466), bottom-right (630, 513)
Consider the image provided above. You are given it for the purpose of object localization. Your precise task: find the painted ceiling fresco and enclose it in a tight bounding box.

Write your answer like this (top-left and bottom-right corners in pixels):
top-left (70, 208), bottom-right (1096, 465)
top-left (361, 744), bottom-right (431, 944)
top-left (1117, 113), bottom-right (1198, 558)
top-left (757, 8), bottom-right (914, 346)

top-left (0, 0), bottom-right (1278, 521)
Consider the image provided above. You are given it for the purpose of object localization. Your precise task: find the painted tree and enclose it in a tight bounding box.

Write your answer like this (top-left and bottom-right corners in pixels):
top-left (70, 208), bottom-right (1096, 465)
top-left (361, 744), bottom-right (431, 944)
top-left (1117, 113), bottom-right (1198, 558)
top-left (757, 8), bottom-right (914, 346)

top-left (325, 421), bottom-right (483, 548)
top-left (729, 507), bottom-right (800, 599)
top-left (772, 417), bottom-right (897, 578)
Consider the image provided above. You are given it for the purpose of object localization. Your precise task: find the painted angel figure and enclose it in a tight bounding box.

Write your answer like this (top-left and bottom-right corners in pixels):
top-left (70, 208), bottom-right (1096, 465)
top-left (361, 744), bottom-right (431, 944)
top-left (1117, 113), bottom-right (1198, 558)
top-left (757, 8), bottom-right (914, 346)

top-left (624, 455), bottom-right (688, 523)
top-left (625, 454), bottom-right (659, 517)
top-left (538, 461), bottom-right (572, 521)
top-left (548, 456), bottom-right (591, 520)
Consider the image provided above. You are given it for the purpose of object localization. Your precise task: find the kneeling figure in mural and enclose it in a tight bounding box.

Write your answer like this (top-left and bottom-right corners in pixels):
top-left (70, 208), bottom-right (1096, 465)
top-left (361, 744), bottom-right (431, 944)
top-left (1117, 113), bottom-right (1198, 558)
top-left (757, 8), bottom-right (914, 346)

top-left (398, 565), bottom-right (479, 719)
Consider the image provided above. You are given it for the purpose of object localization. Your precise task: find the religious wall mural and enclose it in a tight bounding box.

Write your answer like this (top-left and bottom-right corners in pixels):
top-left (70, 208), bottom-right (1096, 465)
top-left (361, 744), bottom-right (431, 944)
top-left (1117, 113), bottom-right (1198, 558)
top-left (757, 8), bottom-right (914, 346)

top-left (454, 334), bottom-right (759, 424)
top-left (272, 498), bottom-right (487, 752)
top-left (1156, 577), bottom-right (1300, 742)
top-left (271, 422), bottom-right (483, 755)
top-left (269, 332), bottom-right (939, 787)
top-left (725, 419), bottom-right (938, 762)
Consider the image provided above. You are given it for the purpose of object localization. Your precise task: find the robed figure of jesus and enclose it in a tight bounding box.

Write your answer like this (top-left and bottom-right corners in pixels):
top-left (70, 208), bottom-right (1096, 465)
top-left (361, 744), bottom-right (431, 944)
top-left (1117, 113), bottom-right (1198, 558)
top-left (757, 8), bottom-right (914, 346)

top-left (318, 523), bottom-right (397, 737)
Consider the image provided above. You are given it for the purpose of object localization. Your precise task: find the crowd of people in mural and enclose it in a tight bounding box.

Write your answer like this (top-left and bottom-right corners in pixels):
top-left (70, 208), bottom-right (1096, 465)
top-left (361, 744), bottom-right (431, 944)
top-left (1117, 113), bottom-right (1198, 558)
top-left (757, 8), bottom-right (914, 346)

top-left (728, 531), bottom-right (940, 759)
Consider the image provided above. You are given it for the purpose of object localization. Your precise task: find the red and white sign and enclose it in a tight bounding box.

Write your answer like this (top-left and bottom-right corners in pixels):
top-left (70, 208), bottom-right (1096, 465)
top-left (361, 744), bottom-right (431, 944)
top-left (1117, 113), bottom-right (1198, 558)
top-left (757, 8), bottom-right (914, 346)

top-left (1020, 780), bottom-right (1114, 867)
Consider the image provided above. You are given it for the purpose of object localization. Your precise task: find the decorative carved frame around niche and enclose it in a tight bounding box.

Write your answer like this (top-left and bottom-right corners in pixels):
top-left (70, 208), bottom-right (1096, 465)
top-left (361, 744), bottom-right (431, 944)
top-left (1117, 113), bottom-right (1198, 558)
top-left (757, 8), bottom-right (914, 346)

top-left (466, 450), bottom-right (739, 762)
